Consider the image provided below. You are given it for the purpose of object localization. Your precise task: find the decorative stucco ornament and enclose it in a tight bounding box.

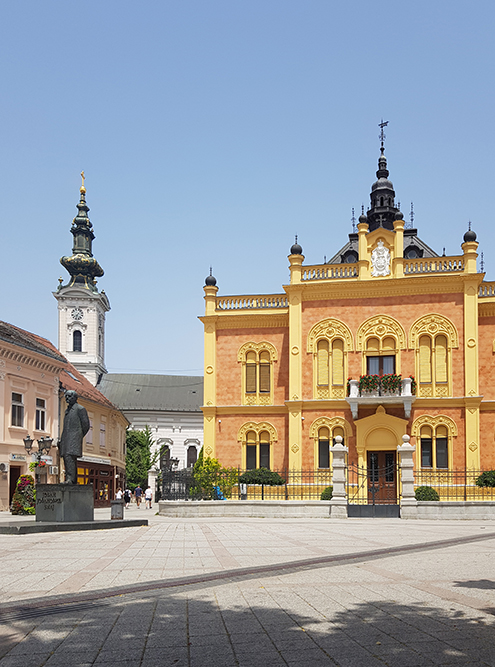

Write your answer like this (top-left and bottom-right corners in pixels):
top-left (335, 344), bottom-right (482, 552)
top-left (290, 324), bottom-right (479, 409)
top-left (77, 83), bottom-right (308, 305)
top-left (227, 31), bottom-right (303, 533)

top-left (371, 240), bottom-right (391, 277)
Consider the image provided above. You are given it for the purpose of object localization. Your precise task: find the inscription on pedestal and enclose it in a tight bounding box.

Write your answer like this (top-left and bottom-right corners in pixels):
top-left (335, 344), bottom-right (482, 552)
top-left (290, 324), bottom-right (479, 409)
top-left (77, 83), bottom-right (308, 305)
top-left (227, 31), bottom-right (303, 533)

top-left (36, 484), bottom-right (94, 522)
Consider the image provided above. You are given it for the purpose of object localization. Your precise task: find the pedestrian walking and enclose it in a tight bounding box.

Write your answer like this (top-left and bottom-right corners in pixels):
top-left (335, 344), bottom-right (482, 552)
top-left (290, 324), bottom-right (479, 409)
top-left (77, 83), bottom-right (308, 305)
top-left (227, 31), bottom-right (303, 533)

top-left (134, 485), bottom-right (143, 508)
top-left (145, 486), bottom-right (153, 509)
top-left (124, 488), bottom-right (131, 508)
top-left (115, 487), bottom-right (123, 500)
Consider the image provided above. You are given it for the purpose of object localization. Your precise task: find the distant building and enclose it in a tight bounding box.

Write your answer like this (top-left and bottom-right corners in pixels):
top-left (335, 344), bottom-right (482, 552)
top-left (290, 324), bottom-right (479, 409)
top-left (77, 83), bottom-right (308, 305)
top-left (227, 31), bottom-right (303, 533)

top-left (54, 174), bottom-right (109, 387)
top-left (99, 374), bottom-right (203, 469)
top-left (0, 321), bottom-right (127, 510)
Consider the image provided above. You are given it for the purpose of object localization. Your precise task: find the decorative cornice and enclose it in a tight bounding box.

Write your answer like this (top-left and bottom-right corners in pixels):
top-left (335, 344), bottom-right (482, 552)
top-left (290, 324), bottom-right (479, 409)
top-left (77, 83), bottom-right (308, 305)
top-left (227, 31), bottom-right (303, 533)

top-left (237, 341), bottom-right (278, 362)
top-left (356, 314), bottom-right (407, 350)
top-left (411, 414), bottom-right (458, 437)
top-left (215, 314), bottom-right (289, 330)
top-left (409, 313), bottom-right (459, 349)
top-left (307, 318), bottom-right (354, 353)
top-left (0, 346), bottom-right (65, 375)
top-left (309, 416), bottom-right (352, 438)
top-left (237, 421), bottom-right (278, 442)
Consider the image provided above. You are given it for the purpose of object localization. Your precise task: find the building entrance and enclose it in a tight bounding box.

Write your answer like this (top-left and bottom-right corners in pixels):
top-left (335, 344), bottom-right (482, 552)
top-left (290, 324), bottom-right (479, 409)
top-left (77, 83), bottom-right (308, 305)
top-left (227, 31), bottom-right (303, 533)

top-left (347, 450), bottom-right (399, 517)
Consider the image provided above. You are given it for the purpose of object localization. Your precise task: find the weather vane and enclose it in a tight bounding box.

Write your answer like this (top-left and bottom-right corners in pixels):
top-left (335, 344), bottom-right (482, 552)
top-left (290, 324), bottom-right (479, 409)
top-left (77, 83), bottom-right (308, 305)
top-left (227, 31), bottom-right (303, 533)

top-left (80, 171), bottom-right (86, 191)
top-left (351, 207), bottom-right (356, 233)
top-left (379, 119), bottom-right (389, 155)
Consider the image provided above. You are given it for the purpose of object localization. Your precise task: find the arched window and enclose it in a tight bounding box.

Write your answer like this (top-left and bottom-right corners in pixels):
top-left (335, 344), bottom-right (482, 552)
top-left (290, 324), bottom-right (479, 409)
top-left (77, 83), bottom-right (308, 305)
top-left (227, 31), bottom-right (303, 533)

top-left (245, 430), bottom-right (270, 469)
top-left (186, 445), bottom-right (197, 468)
top-left (316, 338), bottom-right (345, 394)
top-left (160, 445), bottom-right (170, 469)
top-left (238, 343), bottom-right (276, 405)
top-left (311, 418), bottom-right (349, 470)
top-left (366, 336), bottom-right (396, 375)
top-left (410, 315), bottom-right (458, 397)
top-left (73, 330), bottom-right (82, 352)
top-left (318, 427), bottom-right (330, 469)
top-left (420, 425), bottom-right (448, 469)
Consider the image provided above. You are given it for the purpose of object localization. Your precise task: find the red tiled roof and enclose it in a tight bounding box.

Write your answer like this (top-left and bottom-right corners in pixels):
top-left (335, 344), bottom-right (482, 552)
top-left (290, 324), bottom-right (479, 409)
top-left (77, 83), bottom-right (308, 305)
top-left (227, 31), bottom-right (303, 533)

top-left (0, 320), bottom-right (119, 412)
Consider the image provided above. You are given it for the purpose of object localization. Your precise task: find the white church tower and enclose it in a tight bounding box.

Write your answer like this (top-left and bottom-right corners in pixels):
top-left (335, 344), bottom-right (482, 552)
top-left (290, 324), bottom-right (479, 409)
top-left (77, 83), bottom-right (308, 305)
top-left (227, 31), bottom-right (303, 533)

top-left (54, 173), bottom-right (110, 386)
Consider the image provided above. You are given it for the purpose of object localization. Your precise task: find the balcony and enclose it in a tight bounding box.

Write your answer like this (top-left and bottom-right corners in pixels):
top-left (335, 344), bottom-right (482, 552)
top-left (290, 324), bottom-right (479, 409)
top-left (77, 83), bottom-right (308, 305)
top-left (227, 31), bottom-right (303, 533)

top-left (346, 376), bottom-right (416, 419)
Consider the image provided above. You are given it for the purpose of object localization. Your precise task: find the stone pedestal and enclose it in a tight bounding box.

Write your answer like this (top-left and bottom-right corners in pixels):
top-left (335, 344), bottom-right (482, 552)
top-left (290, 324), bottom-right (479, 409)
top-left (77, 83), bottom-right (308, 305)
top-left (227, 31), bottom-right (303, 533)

top-left (36, 484), bottom-right (94, 522)
top-left (397, 435), bottom-right (418, 519)
top-left (111, 499), bottom-right (124, 520)
top-left (329, 437), bottom-right (348, 518)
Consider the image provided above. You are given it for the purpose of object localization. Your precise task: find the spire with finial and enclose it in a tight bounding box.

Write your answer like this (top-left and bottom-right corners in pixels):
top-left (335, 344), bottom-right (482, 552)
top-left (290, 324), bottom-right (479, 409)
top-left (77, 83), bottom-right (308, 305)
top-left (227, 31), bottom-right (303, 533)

top-left (366, 120), bottom-right (398, 232)
top-left (351, 207), bottom-right (356, 233)
top-left (480, 252), bottom-right (485, 273)
top-left (60, 173), bottom-right (104, 291)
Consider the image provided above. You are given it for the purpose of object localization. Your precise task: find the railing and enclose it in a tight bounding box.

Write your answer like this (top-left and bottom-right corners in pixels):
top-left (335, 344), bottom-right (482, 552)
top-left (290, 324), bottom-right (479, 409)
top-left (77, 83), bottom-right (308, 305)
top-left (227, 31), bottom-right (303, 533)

top-left (479, 282), bottom-right (495, 297)
top-left (302, 264), bottom-right (359, 281)
top-left (348, 377), bottom-right (413, 398)
top-left (216, 294), bottom-right (288, 311)
top-left (160, 468), bottom-right (334, 501)
top-left (403, 257), bottom-right (464, 274)
top-left (414, 469), bottom-right (495, 501)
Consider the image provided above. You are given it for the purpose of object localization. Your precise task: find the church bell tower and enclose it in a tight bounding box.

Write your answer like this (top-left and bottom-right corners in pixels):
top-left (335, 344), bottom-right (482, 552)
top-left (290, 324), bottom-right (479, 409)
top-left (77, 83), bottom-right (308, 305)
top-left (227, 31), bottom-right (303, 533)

top-left (54, 173), bottom-right (110, 385)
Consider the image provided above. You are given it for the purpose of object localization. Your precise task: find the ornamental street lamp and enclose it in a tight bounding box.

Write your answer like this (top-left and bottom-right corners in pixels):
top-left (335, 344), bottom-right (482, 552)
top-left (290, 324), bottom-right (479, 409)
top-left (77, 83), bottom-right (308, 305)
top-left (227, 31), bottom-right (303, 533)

top-left (23, 436), bottom-right (54, 482)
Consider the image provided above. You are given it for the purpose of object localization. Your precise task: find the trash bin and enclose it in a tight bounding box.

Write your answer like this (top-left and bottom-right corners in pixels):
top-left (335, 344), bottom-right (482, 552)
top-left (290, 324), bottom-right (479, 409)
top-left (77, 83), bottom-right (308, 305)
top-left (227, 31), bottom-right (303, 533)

top-left (240, 483), bottom-right (247, 501)
top-left (111, 499), bottom-right (124, 520)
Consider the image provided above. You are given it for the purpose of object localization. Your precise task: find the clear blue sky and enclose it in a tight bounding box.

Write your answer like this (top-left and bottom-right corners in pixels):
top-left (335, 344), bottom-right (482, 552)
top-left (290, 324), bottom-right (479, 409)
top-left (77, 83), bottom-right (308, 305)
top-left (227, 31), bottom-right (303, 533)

top-left (1, 1), bottom-right (494, 374)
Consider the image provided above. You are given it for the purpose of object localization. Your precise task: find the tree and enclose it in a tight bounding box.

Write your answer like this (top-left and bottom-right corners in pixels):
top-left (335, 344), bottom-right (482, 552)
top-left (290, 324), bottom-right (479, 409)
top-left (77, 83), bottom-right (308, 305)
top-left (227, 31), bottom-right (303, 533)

top-left (125, 426), bottom-right (156, 491)
top-left (191, 450), bottom-right (238, 499)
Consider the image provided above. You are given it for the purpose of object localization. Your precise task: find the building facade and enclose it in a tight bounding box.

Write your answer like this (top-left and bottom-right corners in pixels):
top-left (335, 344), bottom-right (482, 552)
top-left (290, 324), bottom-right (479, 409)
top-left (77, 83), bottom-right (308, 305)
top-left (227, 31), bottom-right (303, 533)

top-left (0, 321), bottom-right (127, 510)
top-left (99, 374), bottom-right (203, 470)
top-left (200, 147), bottom-right (495, 477)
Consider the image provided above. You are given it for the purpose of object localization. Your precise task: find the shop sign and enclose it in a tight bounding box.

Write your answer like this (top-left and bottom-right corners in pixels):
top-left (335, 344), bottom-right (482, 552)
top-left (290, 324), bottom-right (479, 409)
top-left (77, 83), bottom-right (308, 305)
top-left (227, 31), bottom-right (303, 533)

top-left (10, 453), bottom-right (26, 462)
top-left (79, 456), bottom-right (110, 466)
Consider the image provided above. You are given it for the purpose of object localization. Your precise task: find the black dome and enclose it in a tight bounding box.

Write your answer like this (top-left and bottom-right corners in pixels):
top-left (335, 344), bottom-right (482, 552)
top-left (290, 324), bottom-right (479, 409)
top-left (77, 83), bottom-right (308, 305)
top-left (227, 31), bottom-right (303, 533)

top-left (463, 229), bottom-right (477, 242)
top-left (290, 237), bottom-right (303, 254)
top-left (394, 211), bottom-right (404, 220)
top-left (205, 273), bottom-right (217, 286)
top-left (358, 213), bottom-right (368, 224)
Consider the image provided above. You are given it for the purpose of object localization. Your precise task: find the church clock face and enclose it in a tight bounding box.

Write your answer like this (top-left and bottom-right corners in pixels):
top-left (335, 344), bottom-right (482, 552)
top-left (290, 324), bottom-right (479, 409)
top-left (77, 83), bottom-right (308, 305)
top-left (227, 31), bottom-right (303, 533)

top-left (71, 308), bottom-right (83, 321)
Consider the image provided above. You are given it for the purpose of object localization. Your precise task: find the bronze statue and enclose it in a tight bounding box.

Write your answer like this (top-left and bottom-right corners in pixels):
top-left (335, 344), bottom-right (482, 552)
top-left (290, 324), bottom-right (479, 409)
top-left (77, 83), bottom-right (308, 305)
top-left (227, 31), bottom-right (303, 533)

top-left (58, 390), bottom-right (90, 484)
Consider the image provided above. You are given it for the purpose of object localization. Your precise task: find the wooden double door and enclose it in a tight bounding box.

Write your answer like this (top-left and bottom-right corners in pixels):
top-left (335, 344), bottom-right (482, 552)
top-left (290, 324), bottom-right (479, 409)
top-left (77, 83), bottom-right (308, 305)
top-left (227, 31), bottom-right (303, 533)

top-left (367, 451), bottom-right (398, 505)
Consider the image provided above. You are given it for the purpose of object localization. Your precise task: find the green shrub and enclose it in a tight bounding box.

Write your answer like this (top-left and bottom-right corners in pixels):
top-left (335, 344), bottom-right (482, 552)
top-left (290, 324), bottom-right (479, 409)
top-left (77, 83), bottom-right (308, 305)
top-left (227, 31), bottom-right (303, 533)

top-left (415, 485), bottom-right (440, 501)
top-left (11, 474), bottom-right (36, 515)
top-left (191, 456), bottom-right (238, 499)
top-left (320, 486), bottom-right (333, 500)
top-left (476, 470), bottom-right (495, 488)
top-left (238, 468), bottom-right (286, 486)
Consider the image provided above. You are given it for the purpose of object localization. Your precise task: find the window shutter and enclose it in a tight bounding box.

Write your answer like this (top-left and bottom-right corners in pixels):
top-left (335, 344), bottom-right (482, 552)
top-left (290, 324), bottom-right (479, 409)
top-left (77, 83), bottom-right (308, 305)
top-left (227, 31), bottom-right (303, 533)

top-left (332, 339), bottom-right (344, 385)
top-left (435, 335), bottom-right (448, 383)
top-left (419, 336), bottom-right (432, 383)
top-left (246, 352), bottom-right (257, 393)
top-left (259, 351), bottom-right (271, 393)
top-left (317, 340), bottom-right (329, 386)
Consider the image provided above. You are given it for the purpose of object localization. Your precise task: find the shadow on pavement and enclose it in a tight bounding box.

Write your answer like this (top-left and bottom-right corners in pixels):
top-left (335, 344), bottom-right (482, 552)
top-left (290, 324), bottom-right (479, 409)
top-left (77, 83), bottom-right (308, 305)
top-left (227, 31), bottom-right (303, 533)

top-left (1, 586), bottom-right (495, 666)
top-left (454, 579), bottom-right (495, 590)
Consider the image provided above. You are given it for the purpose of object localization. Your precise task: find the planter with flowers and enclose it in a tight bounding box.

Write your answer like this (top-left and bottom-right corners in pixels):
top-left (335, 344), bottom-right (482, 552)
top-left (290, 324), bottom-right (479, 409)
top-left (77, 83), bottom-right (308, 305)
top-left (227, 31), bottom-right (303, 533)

top-left (380, 374), bottom-right (402, 395)
top-left (11, 474), bottom-right (36, 515)
top-left (358, 374), bottom-right (381, 396)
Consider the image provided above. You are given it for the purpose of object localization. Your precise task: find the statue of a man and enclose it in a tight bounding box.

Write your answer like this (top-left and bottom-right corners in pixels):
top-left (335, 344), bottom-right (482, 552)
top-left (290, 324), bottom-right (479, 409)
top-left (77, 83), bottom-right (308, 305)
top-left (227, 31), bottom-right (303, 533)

top-left (58, 390), bottom-right (90, 484)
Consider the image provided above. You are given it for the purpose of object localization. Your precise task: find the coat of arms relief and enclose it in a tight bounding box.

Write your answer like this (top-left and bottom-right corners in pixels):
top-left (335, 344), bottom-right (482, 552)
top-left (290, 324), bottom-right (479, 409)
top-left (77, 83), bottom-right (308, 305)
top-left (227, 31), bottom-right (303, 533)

top-left (371, 239), bottom-right (391, 277)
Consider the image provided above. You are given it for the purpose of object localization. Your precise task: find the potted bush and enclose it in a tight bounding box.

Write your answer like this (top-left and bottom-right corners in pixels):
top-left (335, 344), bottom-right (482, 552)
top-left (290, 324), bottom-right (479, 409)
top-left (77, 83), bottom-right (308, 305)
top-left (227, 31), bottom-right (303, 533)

top-left (380, 374), bottom-right (402, 395)
top-left (320, 486), bottom-right (333, 500)
top-left (11, 474), bottom-right (36, 515)
top-left (358, 374), bottom-right (380, 396)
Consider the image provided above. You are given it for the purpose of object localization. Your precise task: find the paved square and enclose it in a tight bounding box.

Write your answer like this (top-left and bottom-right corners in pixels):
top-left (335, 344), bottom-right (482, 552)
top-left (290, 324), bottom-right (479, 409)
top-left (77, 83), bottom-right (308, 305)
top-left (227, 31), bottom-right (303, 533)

top-left (0, 508), bottom-right (494, 665)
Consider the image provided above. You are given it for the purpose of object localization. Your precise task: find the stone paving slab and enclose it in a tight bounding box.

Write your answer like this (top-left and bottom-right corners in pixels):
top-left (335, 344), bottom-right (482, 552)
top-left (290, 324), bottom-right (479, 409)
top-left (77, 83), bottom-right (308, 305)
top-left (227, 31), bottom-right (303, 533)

top-left (1, 510), bottom-right (495, 665)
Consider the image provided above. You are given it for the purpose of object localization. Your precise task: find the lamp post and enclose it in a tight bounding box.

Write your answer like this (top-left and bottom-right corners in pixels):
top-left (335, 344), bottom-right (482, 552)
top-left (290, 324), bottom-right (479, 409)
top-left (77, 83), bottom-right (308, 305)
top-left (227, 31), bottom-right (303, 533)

top-left (23, 435), bottom-right (54, 483)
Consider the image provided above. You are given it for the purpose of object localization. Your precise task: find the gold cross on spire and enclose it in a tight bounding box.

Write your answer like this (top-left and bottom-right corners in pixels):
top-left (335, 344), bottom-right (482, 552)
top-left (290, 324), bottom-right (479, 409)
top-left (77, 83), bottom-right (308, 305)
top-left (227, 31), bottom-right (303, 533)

top-left (80, 171), bottom-right (86, 193)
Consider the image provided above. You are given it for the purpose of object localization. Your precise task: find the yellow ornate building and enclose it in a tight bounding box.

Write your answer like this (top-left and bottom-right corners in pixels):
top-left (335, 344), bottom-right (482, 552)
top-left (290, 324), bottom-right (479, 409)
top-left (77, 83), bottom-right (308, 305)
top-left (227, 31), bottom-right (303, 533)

top-left (200, 144), bottom-right (495, 481)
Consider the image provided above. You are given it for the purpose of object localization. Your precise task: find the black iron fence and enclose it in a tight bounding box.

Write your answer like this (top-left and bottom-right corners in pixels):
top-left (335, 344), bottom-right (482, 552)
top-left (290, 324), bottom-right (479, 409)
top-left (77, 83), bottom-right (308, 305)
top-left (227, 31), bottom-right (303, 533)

top-left (414, 469), bottom-right (495, 501)
top-left (158, 466), bottom-right (495, 503)
top-left (159, 468), bottom-right (334, 501)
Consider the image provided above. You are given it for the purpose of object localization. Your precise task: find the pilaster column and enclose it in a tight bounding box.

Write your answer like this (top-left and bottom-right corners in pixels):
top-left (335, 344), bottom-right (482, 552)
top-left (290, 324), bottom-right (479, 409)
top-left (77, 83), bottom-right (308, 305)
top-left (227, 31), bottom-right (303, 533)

top-left (462, 239), bottom-right (480, 468)
top-left (202, 284), bottom-right (218, 458)
top-left (393, 216), bottom-right (404, 278)
top-left (329, 436), bottom-right (348, 518)
top-left (397, 434), bottom-right (417, 519)
top-left (287, 253), bottom-right (304, 469)
top-left (357, 221), bottom-right (369, 279)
